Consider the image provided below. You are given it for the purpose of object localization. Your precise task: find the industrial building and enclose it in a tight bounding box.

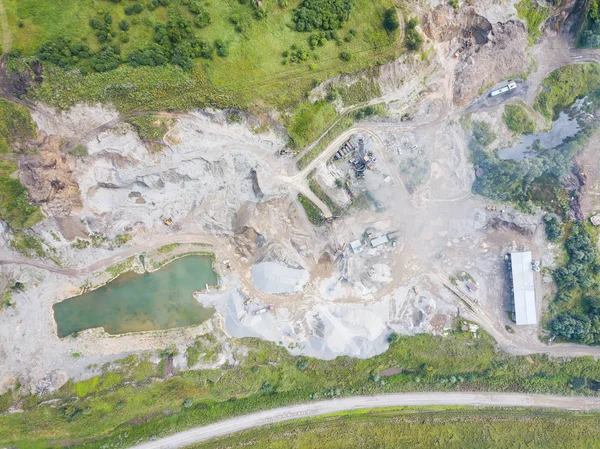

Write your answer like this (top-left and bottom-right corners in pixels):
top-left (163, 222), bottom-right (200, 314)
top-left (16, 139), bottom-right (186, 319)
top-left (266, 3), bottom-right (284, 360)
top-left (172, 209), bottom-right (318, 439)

top-left (508, 251), bottom-right (537, 326)
top-left (370, 235), bottom-right (389, 248)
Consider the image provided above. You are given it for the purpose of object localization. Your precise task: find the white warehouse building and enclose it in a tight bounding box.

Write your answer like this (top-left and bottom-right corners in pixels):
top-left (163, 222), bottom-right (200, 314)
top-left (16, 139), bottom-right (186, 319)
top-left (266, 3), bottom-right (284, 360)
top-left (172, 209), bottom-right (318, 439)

top-left (509, 251), bottom-right (537, 326)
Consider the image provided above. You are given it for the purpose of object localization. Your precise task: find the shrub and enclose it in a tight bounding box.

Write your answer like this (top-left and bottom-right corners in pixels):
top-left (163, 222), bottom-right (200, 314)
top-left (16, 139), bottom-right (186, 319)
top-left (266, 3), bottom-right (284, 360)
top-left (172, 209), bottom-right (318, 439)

top-left (405, 18), bottom-right (423, 51)
top-left (339, 51), bottom-right (351, 61)
top-left (194, 11), bottom-right (211, 28)
top-left (215, 40), bottom-right (229, 57)
top-left (383, 8), bottom-right (399, 32)
top-left (119, 20), bottom-right (130, 31)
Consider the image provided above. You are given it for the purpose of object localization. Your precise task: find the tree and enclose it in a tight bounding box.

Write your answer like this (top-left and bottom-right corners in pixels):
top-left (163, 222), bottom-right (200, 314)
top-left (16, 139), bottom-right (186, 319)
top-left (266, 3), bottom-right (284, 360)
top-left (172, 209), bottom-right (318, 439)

top-left (570, 376), bottom-right (587, 390)
top-left (472, 121), bottom-right (496, 147)
top-left (383, 8), bottom-right (399, 32)
top-left (119, 20), bottom-right (130, 31)
top-left (543, 214), bottom-right (562, 241)
top-left (387, 332), bottom-right (399, 344)
top-left (293, 0), bottom-right (353, 32)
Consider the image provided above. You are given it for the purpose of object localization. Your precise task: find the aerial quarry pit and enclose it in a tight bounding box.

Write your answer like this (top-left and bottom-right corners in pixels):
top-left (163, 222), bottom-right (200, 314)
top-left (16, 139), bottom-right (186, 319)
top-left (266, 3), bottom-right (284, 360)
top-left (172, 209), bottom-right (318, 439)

top-left (3, 0), bottom-right (600, 445)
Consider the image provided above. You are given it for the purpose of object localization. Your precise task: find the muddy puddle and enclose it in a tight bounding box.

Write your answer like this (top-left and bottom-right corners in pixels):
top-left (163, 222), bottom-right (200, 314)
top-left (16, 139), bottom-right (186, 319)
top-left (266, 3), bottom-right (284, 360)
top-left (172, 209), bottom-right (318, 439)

top-left (499, 111), bottom-right (581, 161)
top-left (53, 256), bottom-right (217, 337)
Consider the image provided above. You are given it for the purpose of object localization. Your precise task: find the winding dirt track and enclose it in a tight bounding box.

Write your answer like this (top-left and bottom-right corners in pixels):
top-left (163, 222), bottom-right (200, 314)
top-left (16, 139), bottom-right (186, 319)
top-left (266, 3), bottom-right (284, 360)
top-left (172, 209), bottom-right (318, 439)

top-left (128, 392), bottom-right (600, 449)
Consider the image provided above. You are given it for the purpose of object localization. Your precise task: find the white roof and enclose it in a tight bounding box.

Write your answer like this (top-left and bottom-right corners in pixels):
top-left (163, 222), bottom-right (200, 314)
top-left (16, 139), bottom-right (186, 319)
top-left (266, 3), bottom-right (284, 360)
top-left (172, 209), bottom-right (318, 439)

top-left (370, 236), bottom-right (389, 247)
top-left (510, 252), bottom-right (537, 325)
top-left (350, 240), bottom-right (364, 254)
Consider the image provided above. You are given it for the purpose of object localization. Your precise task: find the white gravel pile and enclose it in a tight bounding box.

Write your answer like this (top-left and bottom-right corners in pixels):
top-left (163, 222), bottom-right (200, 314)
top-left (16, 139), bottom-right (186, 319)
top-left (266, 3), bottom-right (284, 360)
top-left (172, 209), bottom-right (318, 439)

top-left (251, 262), bottom-right (309, 294)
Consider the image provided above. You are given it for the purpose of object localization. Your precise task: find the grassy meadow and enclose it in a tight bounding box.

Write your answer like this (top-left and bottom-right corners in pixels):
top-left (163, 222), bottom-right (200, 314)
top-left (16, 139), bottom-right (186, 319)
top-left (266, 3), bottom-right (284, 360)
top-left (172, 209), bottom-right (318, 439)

top-left (7, 0), bottom-right (400, 111)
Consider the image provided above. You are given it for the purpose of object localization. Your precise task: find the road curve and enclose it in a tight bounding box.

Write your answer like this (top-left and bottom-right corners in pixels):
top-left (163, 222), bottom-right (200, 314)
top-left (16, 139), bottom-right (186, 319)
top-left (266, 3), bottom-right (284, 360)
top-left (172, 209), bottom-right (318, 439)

top-left (128, 392), bottom-right (600, 449)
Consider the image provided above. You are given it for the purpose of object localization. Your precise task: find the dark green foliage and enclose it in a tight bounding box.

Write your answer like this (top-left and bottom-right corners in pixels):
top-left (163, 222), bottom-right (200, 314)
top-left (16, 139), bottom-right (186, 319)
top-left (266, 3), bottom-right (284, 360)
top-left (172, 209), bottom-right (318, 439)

top-left (283, 45), bottom-right (309, 64)
top-left (119, 20), bottom-right (130, 31)
top-left (128, 44), bottom-right (169, 67)
top-left (387, 332), bottom-right (399, 344)
top-left (215, 40), bottom-right (229, 57)
top-left (293, 0), bottom-right (353, 32)
top-left (194, 10), bottom-right (211, 28)
top-left (383, 8), bottom-right (399, 32)
top-left (125, 3), bottom-right (144, 15)
top-left (404, 18), bottom-right (423, 51)
top-left (550, 225), bottom-right (600, 344)
top-left (38, 38), bottom-right (93, 70)
top-left (471, 129), bottom-right (590, 203)
top-left (570, 376), bottom-right (587, 389)
top-left (339, 51), bottom-right (351, 61)
top-left (296, 357), bottom-right (309, 371)
top-left (579, 0), bottom-right (600, 48)
top-left (472, 121), bottom-right (496, 147)
top-left (89, 45), bottom-right (122, 72)
top-left (543, 214), bottom-right (562, 241)
top-left (354, 105), bottom-right (378, 120)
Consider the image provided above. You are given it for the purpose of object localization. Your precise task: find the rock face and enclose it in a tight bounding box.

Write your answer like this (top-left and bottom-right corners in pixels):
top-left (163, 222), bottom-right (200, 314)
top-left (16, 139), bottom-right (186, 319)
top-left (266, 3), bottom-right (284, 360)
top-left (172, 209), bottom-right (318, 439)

top-left (57, 111), bottom-right (289, 240)
top-left (423, 5), bottom-right (529, 105)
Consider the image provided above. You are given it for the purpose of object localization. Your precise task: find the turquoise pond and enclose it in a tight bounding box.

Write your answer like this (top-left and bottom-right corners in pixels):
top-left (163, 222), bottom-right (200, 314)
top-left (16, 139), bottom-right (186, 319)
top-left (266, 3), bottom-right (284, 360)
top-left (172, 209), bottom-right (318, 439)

top-left (53, 256), bottom-right (217, 337)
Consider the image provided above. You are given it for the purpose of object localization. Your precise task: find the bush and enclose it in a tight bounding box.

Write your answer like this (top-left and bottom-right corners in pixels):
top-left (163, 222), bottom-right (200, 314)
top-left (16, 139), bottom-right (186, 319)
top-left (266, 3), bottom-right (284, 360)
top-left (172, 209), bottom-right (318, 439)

top-left (405, 18), bottom-right (423, 51)
top-left (383, 8), bottom-right (399, 32)
top-left (339, 51), bottom-right (351, 61)
top-left (215, 40), bottom-right (229, 57)
top-left (293, 0), bottom-right (353, 32)
top-left (119, 20), bottom-right (130, 31)
top-left (194, 11), bottom-right (211, 28)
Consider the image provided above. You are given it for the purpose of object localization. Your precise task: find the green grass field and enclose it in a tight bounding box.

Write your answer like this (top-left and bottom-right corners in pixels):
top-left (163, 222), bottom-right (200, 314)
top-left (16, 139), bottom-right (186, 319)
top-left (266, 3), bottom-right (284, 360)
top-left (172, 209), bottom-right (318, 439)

top-left (3, 326), bottom-right (600, 447)
top-left (515, 0), bottom-right (550, 46)
top-left (8, 0), bottom-right (400, 112)
top-left (503, 101), bottom-right (536, 135)
top-left (192, 407), bottom-right (600, 449)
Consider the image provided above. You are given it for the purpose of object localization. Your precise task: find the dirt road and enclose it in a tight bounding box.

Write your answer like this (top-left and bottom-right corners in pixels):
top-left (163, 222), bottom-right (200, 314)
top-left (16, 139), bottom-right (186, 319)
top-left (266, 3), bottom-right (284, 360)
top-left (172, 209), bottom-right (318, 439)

top-left (128, 392), bottom-right (600, 449)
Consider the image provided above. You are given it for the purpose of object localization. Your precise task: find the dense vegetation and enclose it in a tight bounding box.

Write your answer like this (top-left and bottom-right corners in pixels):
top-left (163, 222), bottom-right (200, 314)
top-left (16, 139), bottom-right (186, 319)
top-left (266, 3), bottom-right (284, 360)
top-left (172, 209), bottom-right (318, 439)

top-left (8, 0), bottom-right (398, 112)
top-left (535, 63), bottom-right (600, 120)
top-left (504, 102), bottom-right (536, 135)
top-left (292, 0), bottom-right (353, 31)
top-left (515, 0), bottom-right (549, 46)
top-left (193, 408), bottom-right (600, 449)
top-left (579, 0), bottom-right (600, 47)
top-left (4, 328), bottom-right (600, 447)
top-left (471, 118), bottom-right (590, 206)
top-left (0, 101), bottom-right (43, 229)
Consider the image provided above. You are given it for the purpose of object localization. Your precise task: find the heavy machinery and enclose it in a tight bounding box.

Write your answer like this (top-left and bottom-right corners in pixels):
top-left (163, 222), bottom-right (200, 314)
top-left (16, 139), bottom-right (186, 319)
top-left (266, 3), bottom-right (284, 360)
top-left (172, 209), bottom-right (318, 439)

top-left (253, 304), bottom-right (274, 315)
top-left (161, 216), bottom-right (173, 226)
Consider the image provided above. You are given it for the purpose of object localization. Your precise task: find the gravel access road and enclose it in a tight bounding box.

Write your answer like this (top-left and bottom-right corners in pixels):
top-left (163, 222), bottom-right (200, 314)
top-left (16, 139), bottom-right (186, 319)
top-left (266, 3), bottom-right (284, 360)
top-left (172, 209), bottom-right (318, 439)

top-left (129, 392), bottom-right (600, 449)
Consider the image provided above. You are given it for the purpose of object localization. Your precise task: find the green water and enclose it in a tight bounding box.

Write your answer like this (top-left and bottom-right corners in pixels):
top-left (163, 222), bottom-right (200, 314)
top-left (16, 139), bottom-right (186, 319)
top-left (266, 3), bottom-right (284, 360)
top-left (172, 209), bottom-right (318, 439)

top-left (53, 256), bottom-right (218, 337)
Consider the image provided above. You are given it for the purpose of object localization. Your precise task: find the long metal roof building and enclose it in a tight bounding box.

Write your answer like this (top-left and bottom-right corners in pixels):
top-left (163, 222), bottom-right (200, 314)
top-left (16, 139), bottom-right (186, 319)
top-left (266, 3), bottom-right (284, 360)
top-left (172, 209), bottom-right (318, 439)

top-left (510, 251), bottom-right (537, 325)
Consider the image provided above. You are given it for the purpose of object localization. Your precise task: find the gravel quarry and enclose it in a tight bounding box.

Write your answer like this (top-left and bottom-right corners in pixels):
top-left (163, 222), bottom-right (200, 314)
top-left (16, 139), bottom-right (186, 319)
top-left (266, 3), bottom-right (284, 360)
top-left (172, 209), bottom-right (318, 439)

top-left (2, 9), bottom-right (600, 395)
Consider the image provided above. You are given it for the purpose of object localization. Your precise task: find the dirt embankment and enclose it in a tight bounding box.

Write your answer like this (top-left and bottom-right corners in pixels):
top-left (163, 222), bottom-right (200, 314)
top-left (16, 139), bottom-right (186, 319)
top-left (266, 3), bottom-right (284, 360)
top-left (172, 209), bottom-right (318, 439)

top-left (423, 6), bottom-right (529, 105)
